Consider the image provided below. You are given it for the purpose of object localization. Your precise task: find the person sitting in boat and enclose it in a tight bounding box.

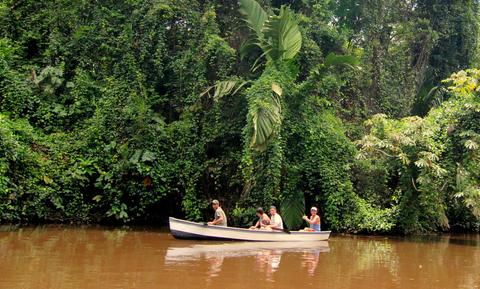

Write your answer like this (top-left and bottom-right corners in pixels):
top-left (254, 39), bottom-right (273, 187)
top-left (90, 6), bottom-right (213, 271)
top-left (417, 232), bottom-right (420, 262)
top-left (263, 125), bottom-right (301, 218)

top-left (266, 206), bottom-right (283, 231)
top-left (249, 207), bottom-right (270, 230)
top-left (207, 199), bottom-right (228, 226)
top-left (302, 207), bottom-right (321, 231)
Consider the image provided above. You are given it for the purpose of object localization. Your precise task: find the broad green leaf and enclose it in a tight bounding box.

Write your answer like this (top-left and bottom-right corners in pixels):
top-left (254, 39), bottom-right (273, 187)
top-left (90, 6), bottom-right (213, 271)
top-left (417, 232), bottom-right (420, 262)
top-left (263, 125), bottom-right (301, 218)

top-left (250, 95), bottom-right (282, 151)
top-left (262, 6), bottom-right (302, 61)
top-left (239, 0), bottom-right (268, 39)
top-left (281, 191), bottom-right (305, 230)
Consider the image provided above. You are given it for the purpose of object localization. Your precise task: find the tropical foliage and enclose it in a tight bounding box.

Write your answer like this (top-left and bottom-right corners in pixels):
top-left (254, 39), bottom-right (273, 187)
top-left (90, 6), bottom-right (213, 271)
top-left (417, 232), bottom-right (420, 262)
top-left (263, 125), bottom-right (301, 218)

top-left (0, 0), bottom-right (479, 233)
top-left (357, 69), bottom-right (480, 232)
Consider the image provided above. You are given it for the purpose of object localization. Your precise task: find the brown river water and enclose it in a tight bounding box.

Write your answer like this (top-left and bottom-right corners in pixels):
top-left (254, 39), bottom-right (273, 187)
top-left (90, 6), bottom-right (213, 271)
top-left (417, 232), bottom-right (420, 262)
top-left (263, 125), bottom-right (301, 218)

top-left (0, 226), bottom-right (479, 289)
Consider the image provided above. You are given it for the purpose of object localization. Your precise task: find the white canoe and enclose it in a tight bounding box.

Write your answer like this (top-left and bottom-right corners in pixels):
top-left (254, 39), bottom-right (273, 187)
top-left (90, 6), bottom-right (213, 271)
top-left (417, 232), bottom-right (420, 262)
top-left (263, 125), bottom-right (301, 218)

top-left (169, 217), bottom-right (331, 242)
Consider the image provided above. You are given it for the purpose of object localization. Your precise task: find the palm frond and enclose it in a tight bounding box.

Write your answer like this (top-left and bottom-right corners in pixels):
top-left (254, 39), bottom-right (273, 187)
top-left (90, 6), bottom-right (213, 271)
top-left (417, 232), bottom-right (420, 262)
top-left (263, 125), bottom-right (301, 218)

top-left (201, 80), bottom-right (249, 101)
top-left (250, 94), bottom-right (282, 151)
top-left (262, 6), bottom-right (302, 61)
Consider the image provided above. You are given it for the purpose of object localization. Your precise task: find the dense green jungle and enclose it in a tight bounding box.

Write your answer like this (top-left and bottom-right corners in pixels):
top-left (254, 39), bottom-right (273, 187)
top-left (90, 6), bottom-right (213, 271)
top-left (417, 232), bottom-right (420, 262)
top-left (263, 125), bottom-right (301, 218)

top-left (1, 0), bottom-right (479, 234)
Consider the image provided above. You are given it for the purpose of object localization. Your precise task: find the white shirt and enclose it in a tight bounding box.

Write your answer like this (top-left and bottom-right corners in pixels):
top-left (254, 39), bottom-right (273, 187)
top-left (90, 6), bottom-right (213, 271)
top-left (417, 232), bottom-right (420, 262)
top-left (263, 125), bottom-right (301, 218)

top-left (270, 214), bottom-right (283, 229)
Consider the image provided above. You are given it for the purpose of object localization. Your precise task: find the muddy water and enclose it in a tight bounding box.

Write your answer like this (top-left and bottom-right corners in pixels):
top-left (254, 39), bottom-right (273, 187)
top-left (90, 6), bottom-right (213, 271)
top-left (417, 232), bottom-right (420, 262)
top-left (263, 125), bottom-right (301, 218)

top-left (0, 226), bottom-right (479, 289)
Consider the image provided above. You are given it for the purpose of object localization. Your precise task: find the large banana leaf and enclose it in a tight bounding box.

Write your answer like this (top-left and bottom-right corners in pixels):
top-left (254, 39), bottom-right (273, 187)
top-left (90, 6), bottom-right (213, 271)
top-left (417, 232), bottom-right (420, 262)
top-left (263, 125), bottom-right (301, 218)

top-left (281, 191), bottom-right (305, 230)
top-left (262, 6), bottom-right (302, 61)
top-left (239, 0), bottom-right (268, 40)
top-left (250, 94), bottom-right (282, 151)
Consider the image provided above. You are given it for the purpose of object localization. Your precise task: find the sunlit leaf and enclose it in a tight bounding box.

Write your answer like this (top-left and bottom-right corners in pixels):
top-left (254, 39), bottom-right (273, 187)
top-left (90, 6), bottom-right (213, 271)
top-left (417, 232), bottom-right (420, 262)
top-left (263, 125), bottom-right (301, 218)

top-left (239, 0), bottom-right (268, 39)
top-left (43, 175), bottom-right (53, 184)
top-left (465, 139), bottom-right (478, 150)
top-left (250, 95), bottom-right (282, 151)
top-left (271, 82), bottom-right (282, 96)
top-left (261, 6), bottom-right (302, 61)
top-left (201, 80), bottom-right (249, 101)
top-left (414, 158), bottom-right (429, 168)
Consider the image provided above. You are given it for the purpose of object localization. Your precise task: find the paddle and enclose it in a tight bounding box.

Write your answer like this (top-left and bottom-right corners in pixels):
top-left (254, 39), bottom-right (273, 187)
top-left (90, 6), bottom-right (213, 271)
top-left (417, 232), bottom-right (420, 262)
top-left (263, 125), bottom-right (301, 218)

top-left (271, 227), bottom-right (291, 234)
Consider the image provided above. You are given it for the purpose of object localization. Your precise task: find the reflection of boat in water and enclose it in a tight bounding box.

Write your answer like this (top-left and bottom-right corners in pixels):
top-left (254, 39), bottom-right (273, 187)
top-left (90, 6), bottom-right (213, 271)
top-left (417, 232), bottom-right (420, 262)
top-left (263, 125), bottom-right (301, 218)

top-left (301, 250), bottom-right (321, 276)
top-left (164, 241), bottom-right (330, 262)
top-left (169, 217), bottom-right (331, 241)
top-left (165, 241), bottom-right (330, 282)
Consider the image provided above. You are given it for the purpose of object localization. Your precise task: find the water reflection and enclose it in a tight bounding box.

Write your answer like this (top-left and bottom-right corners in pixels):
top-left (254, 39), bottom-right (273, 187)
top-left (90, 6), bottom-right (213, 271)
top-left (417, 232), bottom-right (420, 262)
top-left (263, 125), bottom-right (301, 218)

top-left (165, 241), bottom-right (330, 283)
top-left (165, 241), bottom-right (330, 260)
top-left (301, 250), bottom-right (320, 276)
top-left (255, 250), bottom-right (281, 282)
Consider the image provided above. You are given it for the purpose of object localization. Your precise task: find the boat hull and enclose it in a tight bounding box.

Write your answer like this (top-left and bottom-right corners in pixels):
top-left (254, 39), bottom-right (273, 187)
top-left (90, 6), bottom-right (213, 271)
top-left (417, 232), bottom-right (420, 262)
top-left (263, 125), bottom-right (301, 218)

top-left (169, 217), bottom-right (331, 242)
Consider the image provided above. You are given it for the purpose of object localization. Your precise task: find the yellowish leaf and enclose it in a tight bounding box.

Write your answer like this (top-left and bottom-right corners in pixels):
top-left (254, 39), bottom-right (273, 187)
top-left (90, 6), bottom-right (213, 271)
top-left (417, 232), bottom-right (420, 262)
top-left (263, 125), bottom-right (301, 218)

top-left (271, 83), bottom-right (282, 96)
top-left (43, 175), bottom-right (53, 184)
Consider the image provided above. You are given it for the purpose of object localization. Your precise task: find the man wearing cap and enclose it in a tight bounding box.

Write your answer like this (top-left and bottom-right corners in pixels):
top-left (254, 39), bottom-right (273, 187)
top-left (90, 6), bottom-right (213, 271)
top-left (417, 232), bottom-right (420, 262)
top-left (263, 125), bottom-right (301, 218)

top-left (266, 206), bottom-right (283, 230)
top-left (302, 207), bottom-right (321, 231)
top-left (207, 199), bottom-right (228, 226)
